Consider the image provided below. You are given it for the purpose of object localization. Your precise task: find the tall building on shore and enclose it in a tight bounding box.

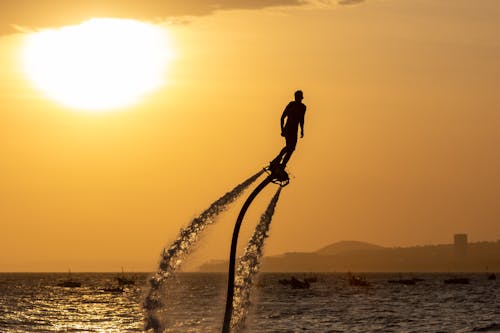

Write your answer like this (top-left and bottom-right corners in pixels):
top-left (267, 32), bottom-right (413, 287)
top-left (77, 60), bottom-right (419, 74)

top-left (454, 233), bottom-right (468, 257)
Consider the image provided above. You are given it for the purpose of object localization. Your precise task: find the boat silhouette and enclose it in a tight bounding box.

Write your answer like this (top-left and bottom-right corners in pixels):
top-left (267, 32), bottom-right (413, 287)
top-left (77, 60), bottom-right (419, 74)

top-left (57, 270), bottom-right (81, 288)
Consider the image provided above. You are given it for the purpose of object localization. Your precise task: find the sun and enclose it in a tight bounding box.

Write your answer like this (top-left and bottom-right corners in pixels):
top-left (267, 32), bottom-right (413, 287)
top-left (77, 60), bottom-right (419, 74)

top-left (21, 18), bottom-right (173, 111)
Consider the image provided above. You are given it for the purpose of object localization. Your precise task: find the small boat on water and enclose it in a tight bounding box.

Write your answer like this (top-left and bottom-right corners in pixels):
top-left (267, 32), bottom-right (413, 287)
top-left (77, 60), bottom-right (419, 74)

top-left (444, 277), bottom-right (469, 284)
top-left (57, 270), bottom-right (81, 288)
top-left (278, 276), bottom-right (310, 289)
top-left (487, 273), bottom-right (496, 281)
top-left (57, 280), bottom-right (82, 288)
top-left (388, 279), bottom-right (416, 285)
top-left (116, 276), bottom-right (135, 286)
top-left (348, 272), bottom-right (369, 287)
top-left (115, 267), bottom-right (135, 286)
top-left (388, 275), bottom-right (423, 285)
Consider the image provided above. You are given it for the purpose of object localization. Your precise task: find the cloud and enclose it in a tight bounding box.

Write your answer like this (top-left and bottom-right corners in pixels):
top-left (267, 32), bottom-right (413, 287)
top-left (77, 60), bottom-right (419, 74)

top-left (1, 0), bottom-right (307, 35)
top-left (338, 0), bottom-right (365, 5)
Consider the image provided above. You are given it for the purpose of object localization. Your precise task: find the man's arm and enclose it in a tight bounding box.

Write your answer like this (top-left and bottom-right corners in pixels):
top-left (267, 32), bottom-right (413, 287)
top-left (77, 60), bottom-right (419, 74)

top-left (299, 107), bottom-right (305, 138)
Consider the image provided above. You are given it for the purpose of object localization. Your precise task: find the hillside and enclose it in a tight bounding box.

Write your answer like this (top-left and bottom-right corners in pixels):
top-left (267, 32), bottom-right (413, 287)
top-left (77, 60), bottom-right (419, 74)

top-left (315, 240), bottom-right (384, 256)
top-left (198, 240), bottom-right (500, 272)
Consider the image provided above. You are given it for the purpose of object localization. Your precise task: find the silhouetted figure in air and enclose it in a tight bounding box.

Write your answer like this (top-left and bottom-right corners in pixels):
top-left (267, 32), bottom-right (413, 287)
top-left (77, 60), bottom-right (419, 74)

top-left (270, 90), bottom-right (306, 170)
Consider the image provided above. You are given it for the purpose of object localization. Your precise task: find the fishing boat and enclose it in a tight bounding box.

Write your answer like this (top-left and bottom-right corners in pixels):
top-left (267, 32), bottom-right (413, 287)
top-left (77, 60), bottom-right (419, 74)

top-left (278, 276), bottom-right (310, 289)
top-left (388, 275), bottom-right (422, 285)
top-left (388, 279), bottom-right (416, 285)
top-left (57, 270), bottom-right (81, 288)
top-left (115, 267), bottom-right (135, 286)
top-left (444, 277), bottom-right (469, 284)
top-left (348, 272), bottom-right (370, 287)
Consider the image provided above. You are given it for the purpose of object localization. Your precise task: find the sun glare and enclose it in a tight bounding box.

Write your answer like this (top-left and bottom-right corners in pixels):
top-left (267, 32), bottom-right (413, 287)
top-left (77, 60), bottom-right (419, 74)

top-left (22, 18), bottom-right (173, 111)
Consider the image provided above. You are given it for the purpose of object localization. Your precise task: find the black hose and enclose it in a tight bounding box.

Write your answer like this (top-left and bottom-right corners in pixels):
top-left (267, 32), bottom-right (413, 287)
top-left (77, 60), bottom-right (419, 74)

top-left (221, 176), bottom-right (272, 333)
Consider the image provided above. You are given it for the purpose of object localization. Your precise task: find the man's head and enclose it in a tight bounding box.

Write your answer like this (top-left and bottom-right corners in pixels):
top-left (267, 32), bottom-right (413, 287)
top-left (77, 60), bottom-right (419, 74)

top-left (294, 90), bottom-right (303, 102)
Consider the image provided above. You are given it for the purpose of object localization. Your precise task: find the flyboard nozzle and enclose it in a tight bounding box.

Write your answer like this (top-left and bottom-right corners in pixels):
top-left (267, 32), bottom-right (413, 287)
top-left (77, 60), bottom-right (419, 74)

top-left (264, 165), bottom-right (290, 187)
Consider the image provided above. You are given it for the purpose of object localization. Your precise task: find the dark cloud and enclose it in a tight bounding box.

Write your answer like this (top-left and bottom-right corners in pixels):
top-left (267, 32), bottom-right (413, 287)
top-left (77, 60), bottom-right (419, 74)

top-left (338, 0), bottom-right (365, 5)
top-left (1, 0), bottom-right (307, 35)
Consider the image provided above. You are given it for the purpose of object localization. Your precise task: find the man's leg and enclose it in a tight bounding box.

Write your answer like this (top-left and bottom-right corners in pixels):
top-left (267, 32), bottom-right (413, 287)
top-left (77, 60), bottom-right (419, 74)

top-left (270, 147), bottom-right (287, 169)
top-left (281, 146), bottom-right (295, 167)
top-left (281, 135), bottom-right (297, 167)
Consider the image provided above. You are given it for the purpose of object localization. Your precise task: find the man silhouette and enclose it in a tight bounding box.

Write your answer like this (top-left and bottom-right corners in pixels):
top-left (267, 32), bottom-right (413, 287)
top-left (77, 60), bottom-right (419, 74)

top-left (270, 90), bottom-right (306, 170)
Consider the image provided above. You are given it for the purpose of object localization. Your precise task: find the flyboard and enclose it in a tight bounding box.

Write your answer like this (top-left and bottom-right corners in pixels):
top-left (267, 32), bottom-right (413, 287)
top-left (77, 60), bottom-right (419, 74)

top-left (221, 163), bottom-right (289, 333)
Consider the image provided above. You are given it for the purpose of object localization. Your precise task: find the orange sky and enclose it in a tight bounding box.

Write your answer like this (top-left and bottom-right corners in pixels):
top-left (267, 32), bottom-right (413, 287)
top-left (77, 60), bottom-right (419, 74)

top-left (1, 0), bottom-right (500, 272)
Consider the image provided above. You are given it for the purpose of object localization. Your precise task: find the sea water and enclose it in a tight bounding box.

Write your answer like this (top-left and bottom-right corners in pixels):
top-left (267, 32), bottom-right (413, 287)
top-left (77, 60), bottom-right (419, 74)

top-left (0, 272), bottom-right (498, 333)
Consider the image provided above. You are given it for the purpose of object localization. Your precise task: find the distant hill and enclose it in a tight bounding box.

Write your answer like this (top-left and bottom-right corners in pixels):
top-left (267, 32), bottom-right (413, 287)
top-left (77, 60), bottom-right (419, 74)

top-left (315, 240), bottom-right (384, 256)
top-left (198, 240), bottom-right (500, 272)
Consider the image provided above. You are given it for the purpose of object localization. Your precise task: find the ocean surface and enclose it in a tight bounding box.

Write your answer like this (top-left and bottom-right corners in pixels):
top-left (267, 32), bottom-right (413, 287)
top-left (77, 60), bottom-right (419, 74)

top-left (0, 272), bottom-right (498, 333)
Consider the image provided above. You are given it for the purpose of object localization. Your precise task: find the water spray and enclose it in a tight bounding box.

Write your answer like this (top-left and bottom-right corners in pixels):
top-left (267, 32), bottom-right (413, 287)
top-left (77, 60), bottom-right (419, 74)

top-left (143, 170), bottom-right (264, 332)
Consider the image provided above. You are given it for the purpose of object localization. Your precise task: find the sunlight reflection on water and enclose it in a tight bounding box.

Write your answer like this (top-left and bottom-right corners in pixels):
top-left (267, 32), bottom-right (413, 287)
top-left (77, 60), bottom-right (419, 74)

top-left (0, 273), bottom-right (499, 333)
